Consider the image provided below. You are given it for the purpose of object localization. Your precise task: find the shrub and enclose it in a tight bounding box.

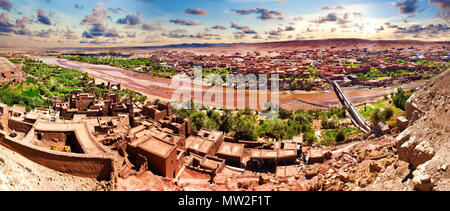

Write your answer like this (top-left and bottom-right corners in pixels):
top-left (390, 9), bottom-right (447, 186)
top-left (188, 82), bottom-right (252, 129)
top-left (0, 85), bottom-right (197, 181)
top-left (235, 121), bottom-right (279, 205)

top-left (383, 107), bottom-right (394, 121)
top-left (303, 131), bottom-right (317, 146)
top-left (370, 108), bottom-right (384, 126)
top-left (392, 88), bottom-right (412, 110)
top-left (335, 130), bottom-right (346, 143)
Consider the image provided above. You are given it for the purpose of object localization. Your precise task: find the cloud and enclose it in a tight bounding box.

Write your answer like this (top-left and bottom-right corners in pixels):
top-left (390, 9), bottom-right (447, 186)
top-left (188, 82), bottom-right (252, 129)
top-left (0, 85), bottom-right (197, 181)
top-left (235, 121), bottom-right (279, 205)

top-left (232, 7), bottom-right (285, 21)
top-left (254, 8), bottom-right (284, 21)
top-left (394, 23), bottom-right (449, 34)
top-left (266, 25), bottom-right (294, 37)
top-left (142, 21), bottom-right (162, 31)
top-left (267, 28), bottom-right (284, 36)
top-left (117, 13), bottom-right (141, 25)
top-left (429, 0), bottom-right (450, 11)
top-left (15, 16), bottom-right (29, 28)
top-left (191, 31), bottom-right (219, 39)
top-left (312, 12), bottom-right (351, 26)
top-left (0, 0), bottom-right (12, 11)
top-left (37, 8), bottom-right (51, 25)
top-left (0, 12), bottom-right (14, 33)
top-left (184, 8), bottom-right (209, 16)
top-left (36, 29), bottom-right (54, 38)
top-left (233, 8), bottom-right (256, 15)
top-left (81, 5), bottom-right (109, 25)
top-left (376, 26), bottom-right (384, 32)
top-left (242, 29), bottom-right (257, 34)
top-left (313, 13), bottom-right (338, 23)
top-left (126, 32), bottom-right (136, 38)
top-left (82, 23), bottom-right (120, 38)
top-left (429, 0), bottom-right (450, 21)
top-left (322, 5), bottom-right (344, 10)
top-left (81, 5), bottom-right (119, 39)
top-left (252, 34), bottom-right (263, 39)
top-left (293, 16), bottom-right (303, 21)
top-left (0, 13), bottom-right (33, 36)
top-left (162, 29), bottom-right (189, 38)
top-left (74, 4), bottom-right (84, 10)
top-left (60, 27), bottom-right (78, 39)
top-left (284, 26), bottom-right (295, 31)
top-left (108, 7), bottom-right (127, 14)
top-left (169, 18), bottom-right (201, 26)
top-left (394, 0), bottom-right (418, 14)
top-left (233, 31), bottom-right (245, 39)
top-left (211, 24), bottom-right (226, 30)
top-left (230, 21), bottom-right (250, 30)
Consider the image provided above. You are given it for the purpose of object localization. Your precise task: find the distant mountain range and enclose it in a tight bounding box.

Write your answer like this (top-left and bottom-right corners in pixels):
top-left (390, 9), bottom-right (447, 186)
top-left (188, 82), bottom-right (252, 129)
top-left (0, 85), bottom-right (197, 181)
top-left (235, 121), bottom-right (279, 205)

top-left (48, 38), bottom-right (449, 51)
top-left (48, 42), bottom-right (246, 50)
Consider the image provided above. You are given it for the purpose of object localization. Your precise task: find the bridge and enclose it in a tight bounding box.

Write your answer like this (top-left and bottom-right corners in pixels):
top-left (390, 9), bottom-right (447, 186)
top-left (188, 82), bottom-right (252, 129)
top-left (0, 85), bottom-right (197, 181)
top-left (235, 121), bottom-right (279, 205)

top-left (332, 81), bottom-right (372, 133)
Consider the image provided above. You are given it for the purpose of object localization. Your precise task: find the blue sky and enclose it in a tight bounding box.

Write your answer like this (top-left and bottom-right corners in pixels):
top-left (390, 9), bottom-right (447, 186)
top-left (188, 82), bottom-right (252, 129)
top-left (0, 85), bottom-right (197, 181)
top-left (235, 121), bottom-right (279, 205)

top-left (0, 0), bottom-right (448, 47)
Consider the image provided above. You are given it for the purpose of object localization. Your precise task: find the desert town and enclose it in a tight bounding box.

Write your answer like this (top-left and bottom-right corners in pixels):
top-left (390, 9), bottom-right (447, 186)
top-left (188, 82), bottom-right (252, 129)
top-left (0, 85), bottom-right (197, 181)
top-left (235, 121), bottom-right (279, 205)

top-left (58, 43), bottom-right (449, 91)
top-left (0, 49), bottom-right (448, 191)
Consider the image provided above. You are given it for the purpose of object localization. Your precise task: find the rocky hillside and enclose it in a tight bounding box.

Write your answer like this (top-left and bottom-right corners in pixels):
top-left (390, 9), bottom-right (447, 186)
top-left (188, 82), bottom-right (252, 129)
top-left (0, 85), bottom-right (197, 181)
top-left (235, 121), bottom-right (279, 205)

top-left (393, 70), bottom-right (449, 191)
top-left (0, 57), bottom-right (26, 84)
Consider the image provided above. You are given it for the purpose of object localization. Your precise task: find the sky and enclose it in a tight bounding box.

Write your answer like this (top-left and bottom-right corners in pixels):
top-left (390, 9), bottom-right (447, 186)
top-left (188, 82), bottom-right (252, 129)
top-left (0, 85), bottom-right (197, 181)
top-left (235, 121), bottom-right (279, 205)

top-left (0, 0), bottom-right (448, 47)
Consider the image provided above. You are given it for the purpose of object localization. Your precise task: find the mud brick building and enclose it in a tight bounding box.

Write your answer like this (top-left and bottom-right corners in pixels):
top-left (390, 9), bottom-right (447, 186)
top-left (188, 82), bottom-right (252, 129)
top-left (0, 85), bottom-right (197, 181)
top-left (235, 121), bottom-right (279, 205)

top-left (215, 142), bottom-right (245, 167)
top-left (159, 115), bottom-right (191, 137)
top-left (127, 128), bottom-right (185, 179)
top-left (143, 99), bottom-right (172, 122)
top-left (186, 129), bottom-right (224, 157)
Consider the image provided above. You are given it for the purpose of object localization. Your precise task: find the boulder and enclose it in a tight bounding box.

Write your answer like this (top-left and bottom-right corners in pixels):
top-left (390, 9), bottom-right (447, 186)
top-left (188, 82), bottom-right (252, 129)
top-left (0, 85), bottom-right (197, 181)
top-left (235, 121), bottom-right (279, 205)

top-left (398, 138), bottom-right (418, 163)
top-left (410, 141), bottom-right (435, 169)
top-left (357, 150), bottom-right (367, 162)
top-left (395, 129), bottom-right (411, 148)
top-left (399, 138), bottom-right (436, 169)
top-left (396, 116), bottom-right (409, 132)
top-left (324, 151), bottom-right (333, 160)
top-left (412, 162), bottom-right (434, 191)
top-left (308, 148), bottom-right (325, 164)
top-left (369, 161), bottom-right (383, 173)
top-left (305, 164), bottom-right (320, 179)
top-left (337, 172), bottom-right (350, 183)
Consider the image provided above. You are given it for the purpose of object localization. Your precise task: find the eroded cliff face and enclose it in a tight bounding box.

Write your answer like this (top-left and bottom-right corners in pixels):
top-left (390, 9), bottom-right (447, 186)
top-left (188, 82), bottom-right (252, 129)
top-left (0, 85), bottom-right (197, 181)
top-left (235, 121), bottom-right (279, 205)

top-left (392, 70), bottom-right (450, 191)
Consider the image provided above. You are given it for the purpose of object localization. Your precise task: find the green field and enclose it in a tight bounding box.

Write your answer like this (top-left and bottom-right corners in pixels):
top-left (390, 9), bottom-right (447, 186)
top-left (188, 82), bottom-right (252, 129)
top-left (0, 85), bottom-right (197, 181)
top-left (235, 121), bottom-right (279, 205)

top-left (59, 55), bottom-right (178, 78)
top-left (320, 126), bottom-right (362, 146)
top-left (357, 99), bottom-right (403, 121)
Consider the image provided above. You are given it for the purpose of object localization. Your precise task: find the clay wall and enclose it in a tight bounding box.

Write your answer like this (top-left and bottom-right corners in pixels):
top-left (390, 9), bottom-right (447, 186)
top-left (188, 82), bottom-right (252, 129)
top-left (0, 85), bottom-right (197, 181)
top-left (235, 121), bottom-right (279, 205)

top-left (0, 133), bottom-right (114, 180)
top-left (8, 118), bottom-right (33, 134)
top-left (128, 145), bottom-right (179, 179)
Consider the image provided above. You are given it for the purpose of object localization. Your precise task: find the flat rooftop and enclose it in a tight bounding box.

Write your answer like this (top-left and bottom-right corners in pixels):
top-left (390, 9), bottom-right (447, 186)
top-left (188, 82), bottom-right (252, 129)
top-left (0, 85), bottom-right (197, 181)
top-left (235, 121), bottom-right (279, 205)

top-left (186, 136), bottom-right (214, 155)
top-left (250, 149), bottom-right (278, 159)
top-left (138, 137), bottom-right (176, 159)
top-left (216, 142), bottom-right (244, 159)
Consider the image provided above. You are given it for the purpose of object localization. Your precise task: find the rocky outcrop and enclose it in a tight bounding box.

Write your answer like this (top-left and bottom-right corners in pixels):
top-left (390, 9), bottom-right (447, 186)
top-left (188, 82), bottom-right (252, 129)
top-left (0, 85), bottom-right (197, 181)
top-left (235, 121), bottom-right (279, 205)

top-left (412, 161), bottom-right (434, 191)
top-left (392, 70), bottom-right (450, 191)
top-left (398, 137), bottom-right (435, 169)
